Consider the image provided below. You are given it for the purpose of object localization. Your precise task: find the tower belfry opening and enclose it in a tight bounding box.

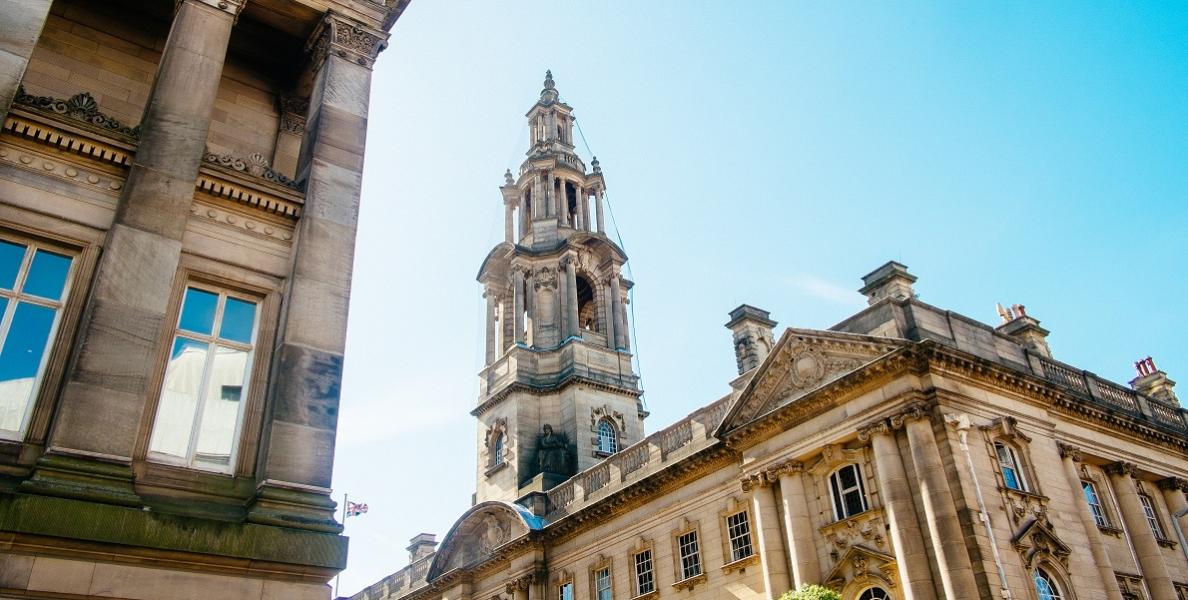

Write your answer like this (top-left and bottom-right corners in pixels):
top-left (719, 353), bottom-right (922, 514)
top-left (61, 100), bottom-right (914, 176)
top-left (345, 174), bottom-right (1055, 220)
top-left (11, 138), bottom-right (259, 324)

top-left (475, 71), bottom-right (645, 504)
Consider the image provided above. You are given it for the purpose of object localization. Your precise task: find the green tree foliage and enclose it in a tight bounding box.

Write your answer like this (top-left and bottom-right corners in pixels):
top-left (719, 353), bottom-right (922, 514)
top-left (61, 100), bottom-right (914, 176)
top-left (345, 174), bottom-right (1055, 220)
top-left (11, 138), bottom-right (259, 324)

top-left (779, 584), bottom-right (841, 600)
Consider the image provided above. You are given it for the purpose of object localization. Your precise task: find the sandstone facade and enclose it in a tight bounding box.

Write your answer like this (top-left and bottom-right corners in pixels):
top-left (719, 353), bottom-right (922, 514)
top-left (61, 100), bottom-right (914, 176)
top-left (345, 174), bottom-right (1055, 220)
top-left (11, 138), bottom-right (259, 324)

top-left (0, 1), bottom-right (407, 598)
top-left (353, 80), bottom-right (1188, 600)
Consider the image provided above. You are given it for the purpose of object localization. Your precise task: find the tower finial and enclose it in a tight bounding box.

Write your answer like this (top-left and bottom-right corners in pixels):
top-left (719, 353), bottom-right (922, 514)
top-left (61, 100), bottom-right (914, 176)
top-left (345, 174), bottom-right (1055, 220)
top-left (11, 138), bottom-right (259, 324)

top-left (540, 70), bottom-right (559, 103)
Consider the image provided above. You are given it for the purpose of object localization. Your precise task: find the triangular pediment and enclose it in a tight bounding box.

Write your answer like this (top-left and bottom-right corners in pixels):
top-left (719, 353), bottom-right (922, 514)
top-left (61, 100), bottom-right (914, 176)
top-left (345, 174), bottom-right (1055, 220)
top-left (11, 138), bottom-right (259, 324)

top-left (823, 544), bottom-right (898, 590)
top-left (717, 328), bottom-right (906, 434)
top-left (1011, 516), bottom-right (1072, 569)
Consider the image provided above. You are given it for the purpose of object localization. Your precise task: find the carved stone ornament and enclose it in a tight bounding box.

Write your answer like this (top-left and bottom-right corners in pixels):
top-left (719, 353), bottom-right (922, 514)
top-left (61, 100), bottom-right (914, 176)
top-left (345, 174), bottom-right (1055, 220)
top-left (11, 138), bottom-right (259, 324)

top-left (1158, 476), bottom-right (1188, 493)
top-left (13, 86), bottom-right (139, 139)
top-left (856, 420), bottom-right (890, 442)
top-left (1105, 461), bottom-right (1138, 478)
top-left (533, 266), bottom-right (558, 290)
top-left (277, 95), bottom-right (308, 135)
top-left (889, 402), bottom-right (930, 429)
top-left (187, 0), bottom-right (248, 18)
top-left (1011, 516), bottom-right (1071, 569)
top-left (979, 415), bottom-right (1032, 443)
top-left (201, 149), bottom-right (302, 190)
top-left (1056, 441), bottom-right (1082, 462)
top-left (307, 13), bottom-right (390, 70)
top-left (590, 404), bottom-right (625, 432)
top-left (479, 512), bottom-right (508, 555)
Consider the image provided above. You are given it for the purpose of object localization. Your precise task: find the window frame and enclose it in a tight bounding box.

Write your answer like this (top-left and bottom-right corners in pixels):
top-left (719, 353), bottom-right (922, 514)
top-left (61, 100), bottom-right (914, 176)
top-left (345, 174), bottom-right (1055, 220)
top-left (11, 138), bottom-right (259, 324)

top-left (590, 562), bottom-right (613, 600)
top-left (1138, 492), bottom-right (1167, 540)
top-left (857, 587), bottom-right (892, 600)
top-left (557, 579), bottom-right (574, 600)
top-left (673, 527), bottom-right (703, 584)
top-left (828, 463), bottom-right (870, 521)
top-left (632, 546), bottom-right (656, 597)
top-left (724, 509), bottom-right (754, 563)
top-left (0, 228), bottom-right (93, 447)
top-left (1034, 567), bottom-right (1066, 600)
top-left (994, 440), bottom-right (1029, 492)
top-left (137, 267), bottom-right (280, 479)
top-left (1081, 479), bottom-right (1110, 528)
top-left (596, 417), bottom-right (619, 455)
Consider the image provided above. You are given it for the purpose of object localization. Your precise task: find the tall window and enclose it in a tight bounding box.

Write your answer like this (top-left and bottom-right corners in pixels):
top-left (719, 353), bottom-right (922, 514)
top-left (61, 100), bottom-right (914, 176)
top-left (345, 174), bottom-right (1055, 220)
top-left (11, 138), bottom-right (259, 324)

top-left (148, 285), bottom-right (258, 473)
top-left (557, 581), bottom-right (573, 600)
top-left (633, 549), bottom-right (654, 596)
top-left (829, 464), bottom-right (869, 520)
top-left (1082, 480), bottom-right (1108, 527)
top-left (492, 433), bottom-right (505, 466)
top-left (0, 239), bottom-right (73, 439)
top-left (995, 441), bottom-right (1028, 491)
top-left (597, 419), bottom-right (618, 454)
top-left (1139, 493), bottom-right (1166, 539)
top-left (677, 530), bottom-right (702, 581)
top-left (594, 566), bottom-right (612, 600)
top-left (1034, 568), bottom-right (1064, 600)
top-left (725, 510), bottom-right (754, 562)
top-left (858, 588), bottom-right (891, 600)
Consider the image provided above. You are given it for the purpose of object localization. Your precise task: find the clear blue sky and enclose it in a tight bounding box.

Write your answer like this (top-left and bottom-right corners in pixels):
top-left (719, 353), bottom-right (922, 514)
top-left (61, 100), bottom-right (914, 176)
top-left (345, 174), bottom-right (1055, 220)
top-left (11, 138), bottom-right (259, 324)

top-left (333, 2), bottom-right (1188, 595)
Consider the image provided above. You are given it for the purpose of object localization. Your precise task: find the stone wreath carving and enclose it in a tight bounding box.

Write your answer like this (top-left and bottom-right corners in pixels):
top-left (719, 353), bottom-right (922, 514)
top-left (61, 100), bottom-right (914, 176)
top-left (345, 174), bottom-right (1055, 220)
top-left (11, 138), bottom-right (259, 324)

top-left (13, 86), bottom-right (139, 138)
top-left (201, 149), bottom-right (302, 190)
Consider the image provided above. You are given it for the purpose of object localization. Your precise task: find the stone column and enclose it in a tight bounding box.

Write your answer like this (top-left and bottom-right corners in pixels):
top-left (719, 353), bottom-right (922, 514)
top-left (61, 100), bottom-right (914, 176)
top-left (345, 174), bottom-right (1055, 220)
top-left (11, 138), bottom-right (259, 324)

top-left (250, 13), bottom-right (389, 529)
top-left (513, 269), bottom-right (526, 345)
top-left (557, 260), bottom-right (569, 339)
top-left (595, 188), bottom-right (605, 233)
top-left (558, 178), bottom-right (569, 226)
top-left (743, 474), bottom-right (791, 599)
top-left (484, 290), bottom-right (497, 364)
top-left (519, 195), bottom-right (529, 238)
top-left (602, 278), bottom-right (616, 349)
top-left (273, 95), bottom-right (308, 178)
top-left (773, 462), bottom-right (821, 589)
top-left (892, 404), bottom-right (979, 599)
top-left (1158, 477), bottom-right (1188, 551)
top-left (0, 0), bottom-right (53, 120)
top-left (43, 0), bottom-right (241, 483)
top-left (504, 202), bottom-right (515, 243)
top-left (565, 258), bottom-right (579, 339)
top-left (610, 272), bottom-right (626, 350)
top-left (859, 421), bottom-right (935, 600)
top-left (1107, 462), bottom-right (1177, 600)
top-left (1056, 444), bottom-right (1124, 600)
top-left (576, 185), bottom-right (586, 230)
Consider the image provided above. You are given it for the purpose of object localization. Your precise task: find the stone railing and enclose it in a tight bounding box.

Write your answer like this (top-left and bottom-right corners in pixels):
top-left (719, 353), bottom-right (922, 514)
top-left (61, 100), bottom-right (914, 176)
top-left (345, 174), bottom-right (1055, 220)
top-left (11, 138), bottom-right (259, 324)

top-left (544, 397), bottom-right (731, 519)
top-left (1036, 356), bottom-right (1186, 434)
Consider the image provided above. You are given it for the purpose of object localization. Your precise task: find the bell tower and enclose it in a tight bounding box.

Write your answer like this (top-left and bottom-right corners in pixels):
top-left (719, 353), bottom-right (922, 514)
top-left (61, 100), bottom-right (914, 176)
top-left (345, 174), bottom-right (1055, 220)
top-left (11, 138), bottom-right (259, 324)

top-left (474, 72), bottom-right (645, 504)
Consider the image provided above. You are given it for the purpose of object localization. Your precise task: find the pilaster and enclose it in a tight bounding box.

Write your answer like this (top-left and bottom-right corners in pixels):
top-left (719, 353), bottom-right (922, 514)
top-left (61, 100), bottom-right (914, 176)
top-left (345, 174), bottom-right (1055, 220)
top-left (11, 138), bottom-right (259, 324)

top-left (249, 11), bottom-right (388, 530)
top-left (890, 403), bottom-right (979, 599)
top-left (1105, 462), bottom-right (1177, 600)
top-left (0, 0), bottom-right (53, 121)
top-left (859, 420), bottom-right (935, 600)
top-left (741, 471), bottom-right (791, 599)
top-left (770, 460), bottom-right (820, 589)
top-left (1056, 443), bottom-right (1123, 600)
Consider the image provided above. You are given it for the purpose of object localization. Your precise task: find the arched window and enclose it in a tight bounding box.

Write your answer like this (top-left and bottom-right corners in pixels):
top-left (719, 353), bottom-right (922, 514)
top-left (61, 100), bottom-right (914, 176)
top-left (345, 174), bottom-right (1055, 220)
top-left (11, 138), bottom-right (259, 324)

top-left (1034, 568), bottom-right (1064, 600)
top-left (492, 433), bottom-right (505, 466)
top-left (829, 463), bottom-right (868, 520)
top-left (994, 441), bottom-right (1028, 491)
top-left (597, 419), bottom-right (618, 454)
top-left (576, 275), bottom-right (598, 332)
top-left (858, 588), bottom-right (891, 600)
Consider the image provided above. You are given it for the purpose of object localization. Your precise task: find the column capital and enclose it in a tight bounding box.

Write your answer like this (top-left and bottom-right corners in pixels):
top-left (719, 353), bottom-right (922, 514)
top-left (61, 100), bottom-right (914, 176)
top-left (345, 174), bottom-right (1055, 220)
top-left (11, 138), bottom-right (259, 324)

top-left (1105, 461), bottom-right (1138, 478)
top-left (505, 573), bottom-right (536, 592)
top-left (1157, 476), bottom-right (1188, 493)
top-left (277, 94), bottom-right (308, 134)
top-left (182, 0), bottom-right (247, 18)
top-left (740, 471), bottom-right (772, 492)
top-left (889, 402), bottom-right (931, 429)
top-left (857, 420), bottom-right (891, 442)
top-left (306, 12), bottom-right (390, 71)
top-left (1056, 442), bottom-right (1083, 462)
top-left (769, 460), bottom-right (804, 478)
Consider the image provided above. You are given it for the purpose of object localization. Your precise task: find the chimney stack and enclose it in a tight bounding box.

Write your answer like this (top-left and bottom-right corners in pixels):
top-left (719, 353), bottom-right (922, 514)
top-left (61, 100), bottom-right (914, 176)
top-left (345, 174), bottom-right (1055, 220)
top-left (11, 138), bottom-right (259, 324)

top-left (407, 533), bottom-right (437, 562)
top-left (858, 261), bottom-right (917, 306)
top-left (1131, 357), bottom-right (1178, 406)
top-left (727, 304), bottom-right (777, 375)
top-left (995, 303), bottom-right (1052, 358)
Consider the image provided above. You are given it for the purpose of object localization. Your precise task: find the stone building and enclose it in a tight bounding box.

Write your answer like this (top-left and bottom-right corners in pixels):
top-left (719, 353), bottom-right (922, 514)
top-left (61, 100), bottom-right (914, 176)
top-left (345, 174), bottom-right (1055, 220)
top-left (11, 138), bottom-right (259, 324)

top-left (0, 0), bottom-right (406, 598)
top-left (353, 75), bottom-right (1188, 600)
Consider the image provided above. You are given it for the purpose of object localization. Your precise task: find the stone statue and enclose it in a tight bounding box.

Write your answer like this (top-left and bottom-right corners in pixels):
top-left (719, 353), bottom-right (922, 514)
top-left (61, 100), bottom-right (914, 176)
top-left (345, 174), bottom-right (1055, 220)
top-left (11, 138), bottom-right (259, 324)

top-left (537, 424), bottom-right (569, 475)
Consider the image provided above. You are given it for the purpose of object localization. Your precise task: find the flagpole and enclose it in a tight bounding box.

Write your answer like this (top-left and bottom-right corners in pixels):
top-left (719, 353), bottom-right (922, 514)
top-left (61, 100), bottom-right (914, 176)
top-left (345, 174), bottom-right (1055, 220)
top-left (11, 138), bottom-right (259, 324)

top-left (334, 493), bottom-right (347, 599)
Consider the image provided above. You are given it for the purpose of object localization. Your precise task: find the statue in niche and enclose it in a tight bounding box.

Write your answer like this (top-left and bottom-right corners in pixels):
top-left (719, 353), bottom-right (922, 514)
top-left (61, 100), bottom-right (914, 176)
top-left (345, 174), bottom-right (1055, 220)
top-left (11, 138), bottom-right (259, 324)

top-left (537, 424), bottom-right (570, 475)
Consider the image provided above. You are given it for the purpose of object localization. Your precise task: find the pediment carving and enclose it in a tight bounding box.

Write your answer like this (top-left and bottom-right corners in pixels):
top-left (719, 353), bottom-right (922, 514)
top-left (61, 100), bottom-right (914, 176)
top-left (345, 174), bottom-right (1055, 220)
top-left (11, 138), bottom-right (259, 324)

top-left (1012, 516), bottom-right (1071, 570)
top-left (719, 330), bottom-right (904, 433)
top-left (823, 544), bottom-right (897, 593)
top-left (427, 502), bottom-right (535, 580)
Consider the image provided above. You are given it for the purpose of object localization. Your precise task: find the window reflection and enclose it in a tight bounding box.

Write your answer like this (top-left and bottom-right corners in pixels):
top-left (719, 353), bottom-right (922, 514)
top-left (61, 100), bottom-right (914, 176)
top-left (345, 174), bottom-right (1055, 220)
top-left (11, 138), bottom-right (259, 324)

top-left (148, 286), bottom-right (258, 473)
top-left (0, 239), bottom-right (74, 440)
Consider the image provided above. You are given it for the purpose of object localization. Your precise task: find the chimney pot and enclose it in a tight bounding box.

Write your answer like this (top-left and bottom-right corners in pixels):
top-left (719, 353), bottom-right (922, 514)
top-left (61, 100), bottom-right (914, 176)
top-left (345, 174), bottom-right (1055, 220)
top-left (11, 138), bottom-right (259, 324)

top-left (727, 304), bottom-right (777, 375)
top-left (858, 261), bottom-right (917, 306)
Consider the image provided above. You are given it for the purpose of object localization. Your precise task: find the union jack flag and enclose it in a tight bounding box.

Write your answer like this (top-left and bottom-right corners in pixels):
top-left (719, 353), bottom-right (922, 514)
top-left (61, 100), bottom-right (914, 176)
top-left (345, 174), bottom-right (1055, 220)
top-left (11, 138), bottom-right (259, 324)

top-left (346, 501), bottom-right (369, 517)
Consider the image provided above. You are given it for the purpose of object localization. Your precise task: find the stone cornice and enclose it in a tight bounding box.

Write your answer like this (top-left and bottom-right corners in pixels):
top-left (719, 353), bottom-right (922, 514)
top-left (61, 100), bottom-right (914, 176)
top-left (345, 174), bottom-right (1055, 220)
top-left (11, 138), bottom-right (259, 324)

top-left (11, 87), bottom-right (138, 142)
top-left (472, 372), bottom-right (640, 417)
top-left (306, 12), bottom-right (390, 71)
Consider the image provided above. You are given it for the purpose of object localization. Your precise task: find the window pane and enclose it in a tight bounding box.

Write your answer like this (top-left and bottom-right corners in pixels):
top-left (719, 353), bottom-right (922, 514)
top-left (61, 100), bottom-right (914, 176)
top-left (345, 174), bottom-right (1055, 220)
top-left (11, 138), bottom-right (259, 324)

top-left (23, 250), bottom-right (72, 301)
top-left (149, 337), bottom-right (208, 458)
top-left (0, 240), bottom-right (25, 290)
top-left (839, 464), bottom-right (858, 488)
top-left (192, 346), bottom-right (249, 468)
top-left (178, 288), bottom-right (218, 335)
top-left (845, 490), bottom-right (866, 517)
top-left (219, 297), bottom-right (257, 344)
top-left (0, 302), bottom-right (55, 432)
